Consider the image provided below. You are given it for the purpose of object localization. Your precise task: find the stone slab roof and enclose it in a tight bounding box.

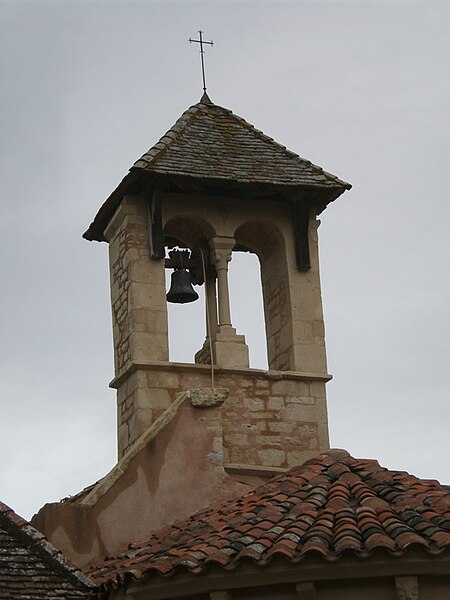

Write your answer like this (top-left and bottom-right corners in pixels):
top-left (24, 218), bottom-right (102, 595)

top-left (133, 94), bottom-right (351, 189)
top-left (83, 95), bottom-right (351, 241)
top-left (87, 449), bottom-right (450, 590)
top-left (0, 500), bottom-right (95, 598)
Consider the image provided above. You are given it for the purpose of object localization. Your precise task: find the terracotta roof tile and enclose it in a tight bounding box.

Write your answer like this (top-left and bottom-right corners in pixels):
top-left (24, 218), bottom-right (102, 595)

top-left (86, 449), bottom-right (450, 590)
top-left (0, 501), bottom-right (95, 598)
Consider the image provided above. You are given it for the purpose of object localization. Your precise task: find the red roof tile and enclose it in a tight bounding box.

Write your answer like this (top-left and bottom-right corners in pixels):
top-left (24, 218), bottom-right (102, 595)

top-left (86, 449), bottom-right (450, 590)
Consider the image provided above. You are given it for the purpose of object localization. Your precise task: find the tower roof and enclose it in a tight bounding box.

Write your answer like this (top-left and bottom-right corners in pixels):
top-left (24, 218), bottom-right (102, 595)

top-left (84, 96), bottom-right (351, 241)
top-left (87, 449), bottom-right (450, 590)
top-left (132, 95), bottom-right (350, 189)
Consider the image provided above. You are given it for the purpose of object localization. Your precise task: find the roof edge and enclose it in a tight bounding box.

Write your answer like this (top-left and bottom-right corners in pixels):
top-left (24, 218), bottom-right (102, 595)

top-left (0, 501), bottom-right (95, 589)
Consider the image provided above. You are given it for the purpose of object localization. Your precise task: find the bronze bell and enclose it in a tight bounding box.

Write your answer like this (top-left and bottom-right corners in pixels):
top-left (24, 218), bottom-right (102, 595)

top-left (166, 269), bottom-right (199, 304)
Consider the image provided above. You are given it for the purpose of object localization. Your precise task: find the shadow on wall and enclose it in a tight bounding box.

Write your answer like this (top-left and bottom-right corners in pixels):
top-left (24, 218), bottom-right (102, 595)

top-left (166, 252), bottom-right (268, 369)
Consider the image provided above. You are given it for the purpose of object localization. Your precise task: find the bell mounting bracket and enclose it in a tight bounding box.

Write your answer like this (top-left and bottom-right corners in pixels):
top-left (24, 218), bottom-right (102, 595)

top-left (165, 249), bottom-right (205, 286)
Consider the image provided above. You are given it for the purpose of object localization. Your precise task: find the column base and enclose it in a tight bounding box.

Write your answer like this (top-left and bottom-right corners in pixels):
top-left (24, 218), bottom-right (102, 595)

top-left (213, 326), bottom-right (249, 368)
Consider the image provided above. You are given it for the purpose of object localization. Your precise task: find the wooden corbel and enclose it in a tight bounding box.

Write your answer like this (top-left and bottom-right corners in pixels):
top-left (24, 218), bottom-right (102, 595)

top-left (147, 186), bottom-right (165, 259)
top-left (292, 199), bottom-right (311, 271)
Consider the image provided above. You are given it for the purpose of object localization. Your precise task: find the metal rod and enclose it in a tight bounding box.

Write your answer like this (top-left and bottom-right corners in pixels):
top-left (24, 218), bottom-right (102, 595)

top-left (201, 249), bottom-right (215, 389)
top-left (189, 30), bottom-right (213, 94)
top-left (199, 31), bottom-right (206, 93)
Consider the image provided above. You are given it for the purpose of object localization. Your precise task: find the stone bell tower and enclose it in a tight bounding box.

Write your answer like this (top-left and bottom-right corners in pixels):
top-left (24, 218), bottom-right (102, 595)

top-left (84, 94), bottom-right (351, 474)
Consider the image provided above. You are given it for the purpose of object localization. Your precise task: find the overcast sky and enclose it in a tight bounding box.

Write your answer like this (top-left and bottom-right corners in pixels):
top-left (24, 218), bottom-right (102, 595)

top-left (1, 0), bottom-right (449, 521)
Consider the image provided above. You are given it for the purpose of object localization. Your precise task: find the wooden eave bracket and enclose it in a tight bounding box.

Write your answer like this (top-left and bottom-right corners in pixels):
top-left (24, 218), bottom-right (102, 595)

top-left (147, 186), bottom-right (165, 259)
top-left (292, 199), bottom-right (312, 271)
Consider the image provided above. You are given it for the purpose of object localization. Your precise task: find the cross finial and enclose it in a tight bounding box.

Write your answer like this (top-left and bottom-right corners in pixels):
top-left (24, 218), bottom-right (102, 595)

top-left (189, 30), bottom-right (214, 94)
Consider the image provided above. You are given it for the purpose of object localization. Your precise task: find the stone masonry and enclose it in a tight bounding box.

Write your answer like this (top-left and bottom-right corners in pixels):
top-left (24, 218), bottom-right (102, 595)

top-left (113, 363), bottom-right (329, 467)
top-left (103, 193), bottom-right (332, 468)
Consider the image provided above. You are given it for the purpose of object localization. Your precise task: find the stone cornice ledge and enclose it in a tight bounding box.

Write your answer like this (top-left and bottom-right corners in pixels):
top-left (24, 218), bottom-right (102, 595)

top-left (110, 361), bottom-right (332, 389)
top-left (224, 463), bottom-right (288, 477)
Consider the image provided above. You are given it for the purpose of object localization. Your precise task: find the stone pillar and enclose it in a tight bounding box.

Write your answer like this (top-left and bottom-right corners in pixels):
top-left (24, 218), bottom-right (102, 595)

top-left (212, 236), bottom-right (233, 330)
top-left (104, 196), bottom-right (169, 375)
top-left (288, 213), bottom-right (328, 374)
top-left (104, 195), bottom-right (170, 457)
top-left (210, 236), bottom-right (249, 368)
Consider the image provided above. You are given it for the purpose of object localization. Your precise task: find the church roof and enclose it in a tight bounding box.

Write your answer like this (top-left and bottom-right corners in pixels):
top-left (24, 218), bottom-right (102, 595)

top-left (83, 95), bottom-right (351, 241)
top-left (87, 449), bottom-right (450, 590)
top-left (0, 501), bottom-right (95, 598)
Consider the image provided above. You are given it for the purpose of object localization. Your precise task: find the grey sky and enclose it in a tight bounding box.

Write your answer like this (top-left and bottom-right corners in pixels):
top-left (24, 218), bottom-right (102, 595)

top-left (1, 0), bottom-right (449, 520)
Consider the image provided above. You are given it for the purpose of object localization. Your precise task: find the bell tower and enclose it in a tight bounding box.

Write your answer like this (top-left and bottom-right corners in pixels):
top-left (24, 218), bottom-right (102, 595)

top-left (84, 95), bottom-right (351, 474)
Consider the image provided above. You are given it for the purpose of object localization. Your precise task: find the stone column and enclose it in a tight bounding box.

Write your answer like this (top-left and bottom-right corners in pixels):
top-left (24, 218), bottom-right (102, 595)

top-left (210, 236), bottom-right (249, 368)
top-left (212, 237), bottom-right (234, 333)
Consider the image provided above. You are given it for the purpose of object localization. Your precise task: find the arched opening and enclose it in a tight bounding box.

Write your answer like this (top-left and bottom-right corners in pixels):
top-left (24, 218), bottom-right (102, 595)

top-left (228, 251), bottom-right (268, 369)
top-left (163, 216), bottom-right (215, 364)
top-left (165, 266), bottom-right (205, 363)
top-left (234, 220), bottom-right (291, 372)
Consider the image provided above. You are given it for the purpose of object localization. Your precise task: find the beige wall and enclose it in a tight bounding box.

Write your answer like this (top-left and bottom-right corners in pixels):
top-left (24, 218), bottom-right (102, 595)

top-left (32, 395), bottom-right (251, 569)
top-left (105, 194), bottom-right (331, 460)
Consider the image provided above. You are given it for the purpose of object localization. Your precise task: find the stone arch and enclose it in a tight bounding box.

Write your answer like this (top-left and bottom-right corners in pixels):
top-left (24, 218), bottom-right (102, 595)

top-left (234, 220), bottom-right (293, 371)
top-left (163, 215), bottom-right (216, 252)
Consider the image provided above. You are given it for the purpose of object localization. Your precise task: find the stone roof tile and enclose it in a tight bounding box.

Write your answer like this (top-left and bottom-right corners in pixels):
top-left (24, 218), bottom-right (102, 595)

top-left (0, 501), bottom-right (95, 598)
top-left (86, 449), bottom-right (450, 590)
top-left (132, 98), bottom-right (350, 189)
top-left (83, 96), bottom-right (351, 241)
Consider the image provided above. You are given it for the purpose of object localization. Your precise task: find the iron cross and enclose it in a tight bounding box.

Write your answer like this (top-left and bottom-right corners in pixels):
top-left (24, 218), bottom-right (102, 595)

top-left (189, 30), bottom-right (214, 94)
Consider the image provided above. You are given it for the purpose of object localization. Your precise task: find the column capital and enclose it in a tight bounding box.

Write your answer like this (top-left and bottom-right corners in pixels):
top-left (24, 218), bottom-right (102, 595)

top-left (210, 236), bottom-right (236, 270)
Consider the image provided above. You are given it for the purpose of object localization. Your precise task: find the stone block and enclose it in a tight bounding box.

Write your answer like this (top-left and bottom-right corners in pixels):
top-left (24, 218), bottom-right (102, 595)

top-left (268, 422), bottom-right (297, 434)
top-left (213, 337), bottom-right (249, 369)
top-left (251, 411), bottom-right (274, 420)
top-left (292, 344), bottom-right (327, 374)
top-left (318, 423), bottom-right (330, 449)
top-left (118, 422), bottom-right (129, 458)
top-left (243, 398), bottom-right (265, 411)
top-left (310, 381), bottom-right (326, 398)
top-left (226, 433), bottom-right (249, 446)
top-left (131, 332), bottom-right (169, 362)
top-left (129, 282), bottom-right (166, 310)
top-left (240, 421), bottom-right (267, 432)
top-left (267, 397), bottom-right (284, 410)
top-left (285, 404), bottom-right (318, 422)
top-left (131, 309), bottom-right (168, 335)
top-left (138, 388), bottom-right (172, 410)
top-left (285, 395), bottom-right (315, 405)
top-left (257, 449), bottom-right (286, 467)
top-left (189, 388), bottom-right (229, 407)
top-left (271, 380), bottom-right (308, 396)
top-left (145, 370), bottom-right (179, 389)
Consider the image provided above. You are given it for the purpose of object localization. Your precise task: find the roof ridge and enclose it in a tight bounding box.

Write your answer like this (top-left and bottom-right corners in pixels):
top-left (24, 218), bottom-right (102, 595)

top-left (0, 500), bottom-right (95, 589)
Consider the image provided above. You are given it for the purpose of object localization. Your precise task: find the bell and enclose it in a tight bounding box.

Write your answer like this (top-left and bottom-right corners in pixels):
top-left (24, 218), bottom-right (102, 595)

top-left (166, 269), bottom-right (199, 304)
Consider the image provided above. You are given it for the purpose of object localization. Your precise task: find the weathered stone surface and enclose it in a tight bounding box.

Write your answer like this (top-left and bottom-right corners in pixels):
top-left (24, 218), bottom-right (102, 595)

top-left (189, 388), bottom-right (229, 407)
